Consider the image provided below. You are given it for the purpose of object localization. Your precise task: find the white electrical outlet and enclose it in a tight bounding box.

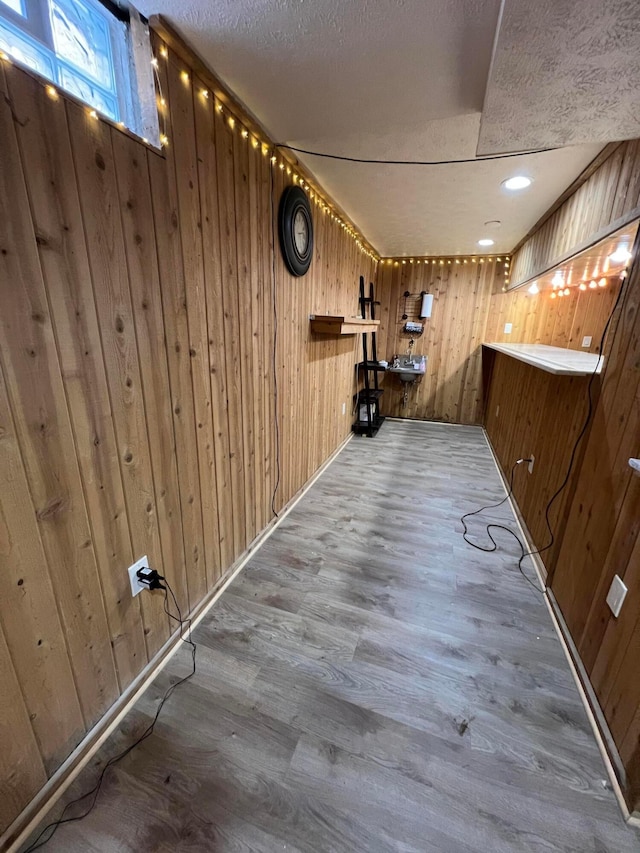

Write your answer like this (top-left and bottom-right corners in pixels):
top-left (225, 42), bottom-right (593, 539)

top-left (528, 455), bottom-right (535, 474)
top-left (342, 402), bottom-right (346, 415)
top-left (128, 555), bottom-right (149, 597)
top-left (582, 335), bottom-right (592, 348)
top-left (606, 574), bottom-right (628, 617)
top-left (504, 322), bottom-right (512, 334)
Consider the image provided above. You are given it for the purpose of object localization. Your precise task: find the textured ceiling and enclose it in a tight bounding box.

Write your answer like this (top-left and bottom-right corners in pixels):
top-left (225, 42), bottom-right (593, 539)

top-left (138, 0), bottom-right (605, 256)
top-left (478, 0), bottom-right (640, 155)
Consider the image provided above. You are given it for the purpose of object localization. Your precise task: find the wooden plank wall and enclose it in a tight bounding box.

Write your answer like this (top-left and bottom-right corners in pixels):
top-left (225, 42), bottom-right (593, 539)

top-left (375, 258), bottom-right (504, 423)
top-left (510, 140), bottom-right (640, 287)
top-left (483, 353), bottom-right (593, 575)
top-left (551, 253), bottom-right (640, 809)
top-left (0, 37), bottom-right (375, 835)
top-left (484, 254), bottom-right (640, 810)
top-left (485, 278), bottom-right (622, 353)
top-left (484, 143), bottom-right (640, 807)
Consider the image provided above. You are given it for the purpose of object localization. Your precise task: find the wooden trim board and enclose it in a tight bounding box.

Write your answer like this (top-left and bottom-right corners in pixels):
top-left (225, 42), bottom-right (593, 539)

top-left (310, 315), bottom-right (380, 335)
top-left (483, 428), bottom-right (640, 826)
top-left (1, 434), bottom-right (352, 853)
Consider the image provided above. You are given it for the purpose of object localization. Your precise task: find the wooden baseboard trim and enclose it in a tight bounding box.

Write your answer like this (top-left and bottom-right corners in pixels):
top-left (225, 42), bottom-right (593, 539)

top-left (2, 434), bottom-right (353, 853)
top-left (482, 428), bottom-right (638, 827)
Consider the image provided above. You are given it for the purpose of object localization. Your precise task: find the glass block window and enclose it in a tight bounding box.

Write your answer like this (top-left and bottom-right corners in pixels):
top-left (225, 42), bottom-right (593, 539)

top-left (0, 0), bottom-right (157, 141)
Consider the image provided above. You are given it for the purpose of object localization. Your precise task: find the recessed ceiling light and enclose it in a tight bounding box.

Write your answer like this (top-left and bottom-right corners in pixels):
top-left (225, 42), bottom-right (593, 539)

top-left (502, 176), bottom-right (532, 191)
top-left (484, 220), bottom-right (502, 228)
top-left (478, 238), bottom-right (494, 247)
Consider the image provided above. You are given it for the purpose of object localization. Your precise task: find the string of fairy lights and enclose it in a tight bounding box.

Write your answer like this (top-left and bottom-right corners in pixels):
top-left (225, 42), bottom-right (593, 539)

top-left (0, 43), bottom-right (516, 277)
top-left (149, 45), bottom-right (380, 263)
top-left (379, 255), bottom-right (512, 286)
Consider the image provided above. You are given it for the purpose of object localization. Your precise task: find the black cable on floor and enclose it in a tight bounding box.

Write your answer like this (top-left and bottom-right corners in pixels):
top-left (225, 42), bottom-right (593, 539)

top-left (460, 269), bottom-right (628, 594)
top-left (22, 579), bottom-right (196, 852)
top-left (461, 460), bottom-right (543, 594)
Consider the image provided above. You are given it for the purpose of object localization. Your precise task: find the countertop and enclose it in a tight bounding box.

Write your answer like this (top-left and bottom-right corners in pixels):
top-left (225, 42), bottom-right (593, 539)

top-left (483, 342), bottom-right (604, 376)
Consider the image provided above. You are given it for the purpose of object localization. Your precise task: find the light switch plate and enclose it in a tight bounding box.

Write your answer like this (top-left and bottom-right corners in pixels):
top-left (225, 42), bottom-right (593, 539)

top-left (128, 555), bottom-right (149, 597)
top-left (582, 336), bottom-right (592, 348)
top-left (504, 322), bottom-right (512, 334)
top-left (606, 574), bottom-right (628, 618)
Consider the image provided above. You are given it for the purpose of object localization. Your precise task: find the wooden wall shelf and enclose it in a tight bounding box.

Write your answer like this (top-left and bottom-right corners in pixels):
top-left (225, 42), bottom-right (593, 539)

top-left (310, 315), bottom-right (380, 336)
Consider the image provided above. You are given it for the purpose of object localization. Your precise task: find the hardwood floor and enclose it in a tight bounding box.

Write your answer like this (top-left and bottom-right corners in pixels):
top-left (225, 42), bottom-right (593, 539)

top-left (24, 420), bottom-right (640, 852)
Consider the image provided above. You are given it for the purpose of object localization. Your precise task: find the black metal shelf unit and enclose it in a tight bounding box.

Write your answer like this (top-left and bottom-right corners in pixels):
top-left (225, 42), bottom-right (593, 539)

top-left (353, 276), bottom-right (385, 437)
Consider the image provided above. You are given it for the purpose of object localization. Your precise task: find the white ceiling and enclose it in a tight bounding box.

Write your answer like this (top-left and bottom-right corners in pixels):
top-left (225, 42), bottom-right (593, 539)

top-left (479, 0), bottom-right (640, 155)
top-left (138, 0), bottom-right (607, 256)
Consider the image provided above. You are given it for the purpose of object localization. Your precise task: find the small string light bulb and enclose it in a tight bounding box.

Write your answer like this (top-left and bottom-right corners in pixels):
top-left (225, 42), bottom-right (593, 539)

top-left (228, 116), bottom-right (235, 129)
top-left (151, 57), bottom-right (159, 68)
top-left (241, 129), bottom-right (248, 139)
top-left (160, 46), bottom-right (168, 59)
top-left (201, 89), bottom-right (209, 99)
top-left (160, 134), bottom-right (169, 147)
top-left (89, 109), bottom-right (98, 120)
top-left (216, 103), bottom-right (223, 113)
top-left (181, 70), bottom-right (190, 84)
top-left (46, 85), bottom-right (58, 100)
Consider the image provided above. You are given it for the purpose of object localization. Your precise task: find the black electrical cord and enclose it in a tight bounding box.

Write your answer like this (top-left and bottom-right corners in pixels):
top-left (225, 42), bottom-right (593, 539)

top-left (269, 163), bottom-right (281, 518)
top-left (274, 143), bottom-right (560, 166)
top-left (461, 460), bottom-right (542, 594)
top-left (461, 270), bottom-right (628, 593)
top-left (22, 578), bottom-right (196, 852)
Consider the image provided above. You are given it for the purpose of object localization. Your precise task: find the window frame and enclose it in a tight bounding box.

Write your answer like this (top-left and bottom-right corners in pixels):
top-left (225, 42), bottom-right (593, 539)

top-left (0, 0), bottom-right (159, 145)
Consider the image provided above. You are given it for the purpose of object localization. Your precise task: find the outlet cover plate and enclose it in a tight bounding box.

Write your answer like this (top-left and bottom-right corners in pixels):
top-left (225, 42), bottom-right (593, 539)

top-left (606, 574), bottom-right (628, 618)
top-left (128, 555), bottom-right (149, 597)
top-left (528, 455), bottom-right (535, 474)
top-left (504, 322), bottom-right (513, 334)
top-left (582, 335), bottom-right (592, 348)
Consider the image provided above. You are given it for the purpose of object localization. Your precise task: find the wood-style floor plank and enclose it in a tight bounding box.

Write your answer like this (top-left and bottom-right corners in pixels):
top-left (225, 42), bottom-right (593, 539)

top-left (25, 421), bottom-right (640, 852)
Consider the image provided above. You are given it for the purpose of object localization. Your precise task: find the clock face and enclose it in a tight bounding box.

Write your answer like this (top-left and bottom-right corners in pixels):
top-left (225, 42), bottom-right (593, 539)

top-left (278, 185), bottom-right (314, 276)
top-left (293, 209), bottom-right (309, 257)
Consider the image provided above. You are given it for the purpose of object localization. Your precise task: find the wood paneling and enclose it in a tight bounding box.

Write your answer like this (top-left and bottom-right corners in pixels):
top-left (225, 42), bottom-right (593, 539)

top-left (376, 259), bottom-right (502, 423)
top-left (485, 278), bottom-right (622, 353)
top-left (510, 141), bottom-right (640, 287)
top-left (484, 352), bottom-right (592, 575)
top-left (0, 33), bottom-right (375, 839)
top-left (485, 245), bottom-right (640, 809)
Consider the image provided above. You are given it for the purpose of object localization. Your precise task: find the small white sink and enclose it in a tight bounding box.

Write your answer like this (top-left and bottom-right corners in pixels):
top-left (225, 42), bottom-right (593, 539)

top-left (388, 355), bottom-right (426, 382)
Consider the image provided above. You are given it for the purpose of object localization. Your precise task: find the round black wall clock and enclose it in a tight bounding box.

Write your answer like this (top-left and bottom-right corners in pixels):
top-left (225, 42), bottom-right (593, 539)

top-left (278, 185), bottom-right (314, 277)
